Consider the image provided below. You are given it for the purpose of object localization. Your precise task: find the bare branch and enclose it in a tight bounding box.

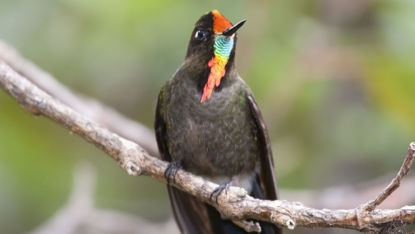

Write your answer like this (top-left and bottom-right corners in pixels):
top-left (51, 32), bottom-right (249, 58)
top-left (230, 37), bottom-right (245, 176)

top-left (361, 143), bottom-right (415, 212)
top-left (0, 40), bottom-right (159, 156)
top-left (2, 40), bottom-right (414, 213)
top-left (30, 163), bottom-right (179, 234)
top-left (30, 164), bottom-right (96, 234)
top-left (284, 175), bottom-right (415, 209)
top-left (1, 55), bottom-right (415, 232)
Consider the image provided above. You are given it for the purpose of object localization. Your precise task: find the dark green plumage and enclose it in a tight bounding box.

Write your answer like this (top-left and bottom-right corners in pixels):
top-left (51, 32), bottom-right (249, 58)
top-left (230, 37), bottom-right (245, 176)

top-left (158, 67), bottom-right (257, 177)
top-left (155, 10), bottom-right (281, 234)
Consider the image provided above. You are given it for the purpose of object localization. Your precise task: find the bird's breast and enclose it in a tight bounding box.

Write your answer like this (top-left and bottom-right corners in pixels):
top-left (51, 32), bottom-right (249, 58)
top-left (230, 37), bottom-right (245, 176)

top-left (165, 79), bottom-right (259, 178)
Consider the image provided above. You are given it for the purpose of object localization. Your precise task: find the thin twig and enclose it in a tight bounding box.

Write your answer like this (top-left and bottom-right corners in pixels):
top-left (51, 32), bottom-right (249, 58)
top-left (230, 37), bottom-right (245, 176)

top-left (362, 143), bottom-right (415, 212)
top-left (2, 57), bottom-right (415, 232)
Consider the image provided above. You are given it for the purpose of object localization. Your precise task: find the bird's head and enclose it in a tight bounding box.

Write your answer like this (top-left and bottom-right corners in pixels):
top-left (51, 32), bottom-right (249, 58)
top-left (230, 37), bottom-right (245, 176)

top-left (185, 10), bottom-right (246, 103)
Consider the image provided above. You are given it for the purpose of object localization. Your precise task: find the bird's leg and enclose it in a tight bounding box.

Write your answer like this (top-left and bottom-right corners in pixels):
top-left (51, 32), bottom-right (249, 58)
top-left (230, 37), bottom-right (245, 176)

top-left (210, 177), bottom-right (235, 204)
top-left (164, 160), bottom-right (182, 184)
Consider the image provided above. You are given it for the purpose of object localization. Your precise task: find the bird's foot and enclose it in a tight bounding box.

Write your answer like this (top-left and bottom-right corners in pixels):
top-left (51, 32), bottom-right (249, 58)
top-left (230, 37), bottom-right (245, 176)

top-left (164, 160), bottom-right (182, 184)
top-left (210, 180), bottom-right (233, 204)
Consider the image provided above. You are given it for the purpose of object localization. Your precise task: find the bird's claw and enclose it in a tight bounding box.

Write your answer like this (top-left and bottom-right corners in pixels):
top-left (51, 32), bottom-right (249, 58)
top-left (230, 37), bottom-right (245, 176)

top-left (164, 161), bottom-right (182, 184)
top-left (210, 180), bottom-right (233, 204)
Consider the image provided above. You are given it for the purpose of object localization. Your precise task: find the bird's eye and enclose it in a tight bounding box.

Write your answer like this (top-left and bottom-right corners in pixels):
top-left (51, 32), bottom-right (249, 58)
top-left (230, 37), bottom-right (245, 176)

top-left (195, 29), bottom-right (208, 40)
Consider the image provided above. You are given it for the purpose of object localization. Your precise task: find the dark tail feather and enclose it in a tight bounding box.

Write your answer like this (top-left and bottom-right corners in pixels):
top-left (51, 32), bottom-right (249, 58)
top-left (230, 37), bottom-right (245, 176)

top-left (168, 185), bottom-right (245, 233)
top-left (167, 185), bottom-right (214, 234)
top-left (167, 178), bottom-right (282, 234)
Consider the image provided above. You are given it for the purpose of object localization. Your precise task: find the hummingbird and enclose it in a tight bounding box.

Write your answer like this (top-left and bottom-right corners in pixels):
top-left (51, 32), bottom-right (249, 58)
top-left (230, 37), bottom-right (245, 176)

top-left (155, 10), bottom-right (281, 234)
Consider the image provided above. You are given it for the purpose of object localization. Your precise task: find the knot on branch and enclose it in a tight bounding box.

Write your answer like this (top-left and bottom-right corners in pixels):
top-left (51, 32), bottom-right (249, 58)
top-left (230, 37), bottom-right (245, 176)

top-left (271, 212), bottom-right (296, 230)
top-left (124, 161), bottom-right (142, 176)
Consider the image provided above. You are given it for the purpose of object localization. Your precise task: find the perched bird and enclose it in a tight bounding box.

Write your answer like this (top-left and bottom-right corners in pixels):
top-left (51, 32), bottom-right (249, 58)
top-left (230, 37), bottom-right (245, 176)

top-left (155, 10), bottom-right (281, 234)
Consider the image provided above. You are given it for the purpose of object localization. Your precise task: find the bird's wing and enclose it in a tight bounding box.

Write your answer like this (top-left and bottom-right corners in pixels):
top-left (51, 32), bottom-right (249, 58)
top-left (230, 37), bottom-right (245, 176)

top-left (155, 88), bottom-right (216, 234)
top-left (155, 87), bottom-right (171, 162)
top-left (246, 92), bottom-right (282, 234)
top-left (246, 93), bottom-right (279, 200)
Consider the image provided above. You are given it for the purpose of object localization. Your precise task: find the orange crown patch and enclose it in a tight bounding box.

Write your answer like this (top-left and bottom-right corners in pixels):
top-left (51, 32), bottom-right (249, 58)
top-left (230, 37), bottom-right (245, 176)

top-left (211, 10), bottom-right (232, 33)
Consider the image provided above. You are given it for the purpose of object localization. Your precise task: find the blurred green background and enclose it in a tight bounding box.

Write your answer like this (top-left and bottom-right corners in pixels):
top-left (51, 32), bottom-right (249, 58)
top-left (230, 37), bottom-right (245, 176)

top-left (1, 0), bottom-right (414, 233)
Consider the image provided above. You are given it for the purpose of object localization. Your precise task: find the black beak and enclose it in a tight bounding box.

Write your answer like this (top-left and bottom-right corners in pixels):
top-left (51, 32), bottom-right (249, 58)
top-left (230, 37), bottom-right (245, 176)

top-left (222, 19), bottom-right (246, 36)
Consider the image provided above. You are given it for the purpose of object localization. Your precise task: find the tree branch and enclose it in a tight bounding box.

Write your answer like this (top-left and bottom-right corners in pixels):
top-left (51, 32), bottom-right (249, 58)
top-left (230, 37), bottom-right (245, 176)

top-left (1, 40), bottom-right (414, 211)
top-left (0, 41), bottom-right (158, 156)
top-left (361, 143), bottom-right (415, 212)
top-left (30, 163), bottom-right (180, 234)
top-left (283, 175), bottom-right (415, 209)
top-left (1, 48), bottom-right (415, 232)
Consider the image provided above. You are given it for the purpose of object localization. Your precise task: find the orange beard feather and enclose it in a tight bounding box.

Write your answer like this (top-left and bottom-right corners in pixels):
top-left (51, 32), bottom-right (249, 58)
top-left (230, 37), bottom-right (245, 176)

top-left (200, 56), bottom-right (227, 103)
